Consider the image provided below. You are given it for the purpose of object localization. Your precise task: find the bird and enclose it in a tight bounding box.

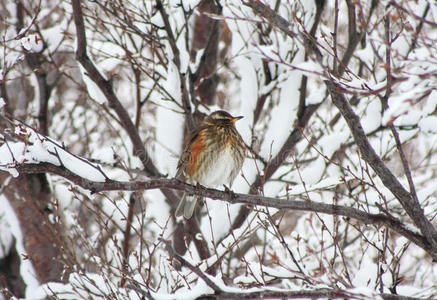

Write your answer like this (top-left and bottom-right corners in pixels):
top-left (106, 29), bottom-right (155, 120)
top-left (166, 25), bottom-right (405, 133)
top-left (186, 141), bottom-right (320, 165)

top-left (175, 110), bottom-right (246, 219)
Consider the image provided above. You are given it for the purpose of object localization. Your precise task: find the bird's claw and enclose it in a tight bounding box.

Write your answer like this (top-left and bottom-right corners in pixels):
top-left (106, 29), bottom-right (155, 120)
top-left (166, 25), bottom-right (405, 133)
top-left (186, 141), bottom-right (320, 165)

top-left (223, 184), bottom-right (236, 199)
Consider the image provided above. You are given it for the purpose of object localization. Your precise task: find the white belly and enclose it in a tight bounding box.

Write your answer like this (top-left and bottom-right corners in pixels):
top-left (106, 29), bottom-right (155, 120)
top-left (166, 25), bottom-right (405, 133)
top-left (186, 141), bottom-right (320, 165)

top-left (199, 148), bottom-right (238, 187)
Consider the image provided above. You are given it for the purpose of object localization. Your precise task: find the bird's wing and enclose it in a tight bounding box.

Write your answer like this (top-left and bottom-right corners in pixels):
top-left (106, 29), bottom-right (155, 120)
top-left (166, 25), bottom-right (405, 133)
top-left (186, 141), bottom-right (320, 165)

top-left (176, 125), bottom-right (207, 179)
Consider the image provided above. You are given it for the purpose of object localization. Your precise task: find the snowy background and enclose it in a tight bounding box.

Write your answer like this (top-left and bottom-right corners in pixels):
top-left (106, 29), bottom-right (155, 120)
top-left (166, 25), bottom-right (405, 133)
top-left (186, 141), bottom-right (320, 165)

top-left (1, 0), bottom-right (437, 299)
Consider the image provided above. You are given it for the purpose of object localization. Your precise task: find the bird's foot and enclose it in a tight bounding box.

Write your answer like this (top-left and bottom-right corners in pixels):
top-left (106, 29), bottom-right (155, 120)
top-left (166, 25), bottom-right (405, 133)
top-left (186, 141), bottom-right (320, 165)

top-left (223, 184), bottom-right (236, 199)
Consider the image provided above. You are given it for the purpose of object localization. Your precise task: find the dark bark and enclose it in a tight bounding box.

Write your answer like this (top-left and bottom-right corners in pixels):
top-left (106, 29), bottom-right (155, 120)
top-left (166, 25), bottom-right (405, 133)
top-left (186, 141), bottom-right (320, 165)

top-left (1, 173), bottom-right (66, 283)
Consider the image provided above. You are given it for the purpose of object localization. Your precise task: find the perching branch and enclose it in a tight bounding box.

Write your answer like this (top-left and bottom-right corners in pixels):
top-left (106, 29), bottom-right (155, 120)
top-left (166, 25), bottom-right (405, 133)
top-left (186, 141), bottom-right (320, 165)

top-left (9, 161), bottom-right (434, 259)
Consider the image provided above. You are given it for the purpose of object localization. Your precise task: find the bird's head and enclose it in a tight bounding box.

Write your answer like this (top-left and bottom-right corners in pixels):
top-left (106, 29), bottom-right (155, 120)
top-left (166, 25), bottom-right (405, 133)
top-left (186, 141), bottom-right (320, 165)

top-left (203, 110), bottom-right (243, 126)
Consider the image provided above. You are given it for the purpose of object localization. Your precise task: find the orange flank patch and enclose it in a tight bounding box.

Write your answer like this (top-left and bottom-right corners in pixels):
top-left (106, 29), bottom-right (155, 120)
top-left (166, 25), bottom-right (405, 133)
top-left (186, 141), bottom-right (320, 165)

top-left (186, 134), bottom-right (205, 177)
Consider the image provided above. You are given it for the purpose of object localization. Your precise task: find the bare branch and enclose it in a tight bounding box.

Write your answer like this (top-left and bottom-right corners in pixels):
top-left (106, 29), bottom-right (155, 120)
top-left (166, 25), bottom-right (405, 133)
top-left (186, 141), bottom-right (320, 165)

top-left (9, 161), bottom-right (434, 258)
top-left (406, 2), bottom-right (430, 55)
top-left (120, 194), bottom-right (136, 287)
top-left (340, 0), bottom-right (364, 73)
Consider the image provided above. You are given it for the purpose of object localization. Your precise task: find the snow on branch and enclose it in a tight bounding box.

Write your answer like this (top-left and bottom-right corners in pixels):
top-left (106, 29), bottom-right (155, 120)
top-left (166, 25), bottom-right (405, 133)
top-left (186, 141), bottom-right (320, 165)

top-left (0, 120), bottom-right (107, 182)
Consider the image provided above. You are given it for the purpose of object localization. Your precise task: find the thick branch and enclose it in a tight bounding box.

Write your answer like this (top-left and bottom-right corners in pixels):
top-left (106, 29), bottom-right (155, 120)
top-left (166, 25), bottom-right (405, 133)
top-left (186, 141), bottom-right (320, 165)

top-left (340, 0), bottom-right (361, 73)
top-left (1, 172), bottom-right (67, 283)
top-left (10, 162), bottom-right (434, 258)
top-left (127, 281), bottom-right (424, 300)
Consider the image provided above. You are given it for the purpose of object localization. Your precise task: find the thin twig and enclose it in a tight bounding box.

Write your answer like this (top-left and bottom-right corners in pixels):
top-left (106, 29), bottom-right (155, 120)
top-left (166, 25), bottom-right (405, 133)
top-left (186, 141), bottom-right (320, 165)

top-left (156, 0), bottom-right (195, 131)
top-left (333, 0), bottom-right (339, 74)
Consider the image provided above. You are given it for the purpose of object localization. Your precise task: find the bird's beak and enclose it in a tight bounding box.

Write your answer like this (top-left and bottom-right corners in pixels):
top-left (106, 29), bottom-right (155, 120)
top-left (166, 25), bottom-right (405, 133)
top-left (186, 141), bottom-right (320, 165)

top-left (231, 116), bottom-right (244, 123)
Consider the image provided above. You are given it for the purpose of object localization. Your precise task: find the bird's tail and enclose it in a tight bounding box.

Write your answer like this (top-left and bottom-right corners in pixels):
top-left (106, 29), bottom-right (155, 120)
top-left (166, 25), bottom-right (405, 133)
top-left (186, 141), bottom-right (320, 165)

top-left (175, 193), bottom-right (200, 219)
